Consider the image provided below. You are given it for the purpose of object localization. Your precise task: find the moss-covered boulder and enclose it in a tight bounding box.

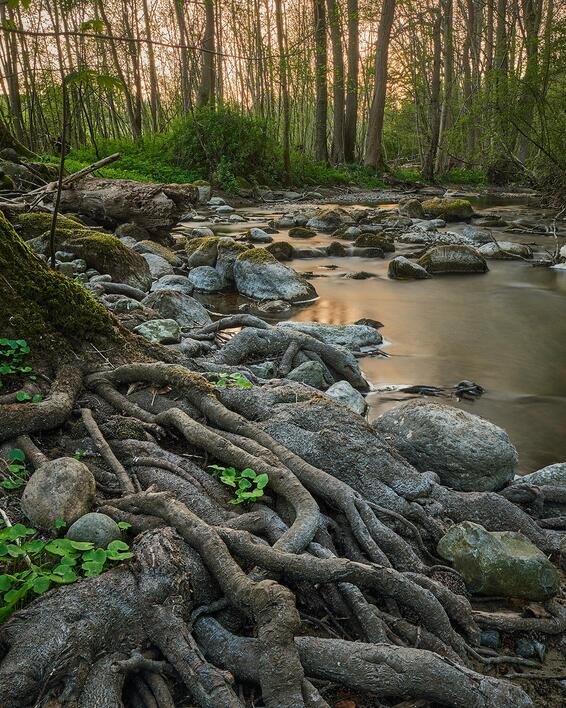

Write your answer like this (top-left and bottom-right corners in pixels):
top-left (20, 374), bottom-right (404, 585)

top-left (0, 211), bottom-right (113, 343)
top-left (326, 241), bottom-right (347, 257)
top-left (398, 198), bottom-right (425, 219)
top-left (265, 241), bottom-right (294, 261)
top-left (418, 245), bottom-right (488, 274)
top-left (233, 248), bottom-right (317, 302)
top-left (185, 236), bottom-right (219, 268)
top-left (133, 240), bottom-right (181, 266)
top-left (289, 226), bottom-right (316, 239)
top-left (437, 522), bottom-right (560, 600)
top-left (421, 197), bottom-right (474, 221)
top-left (216, 238), bottom-right (250, 283)
top-left (354, 233), bottom-right (395, 252)
top-left (388, 256), bottom-right (431, 280)
top-left (12, 211), bottom-right (85, 240)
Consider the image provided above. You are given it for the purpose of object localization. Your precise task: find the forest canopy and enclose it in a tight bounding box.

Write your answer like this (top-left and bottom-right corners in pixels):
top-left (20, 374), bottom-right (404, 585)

top-left (0, 0), bottom-right (565, 190)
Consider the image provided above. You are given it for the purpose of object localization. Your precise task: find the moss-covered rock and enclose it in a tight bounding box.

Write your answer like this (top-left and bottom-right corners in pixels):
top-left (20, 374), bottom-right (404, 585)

top-left (265, 241), bottom-right (294, 261)
top-left (0, 211), bottom-right (113, 343)
top-left (133, 240), bottom-right (181, 266)
top-left (437, 521), bottom-right (560, 600)
top-left (388, 256), bottom-right (431, 280)
top-left (289, 226), bottom-right (316, 239)
top-left (398, 198), bottom-right (425, 219)
top-left (185, 236), bottom-right (219, 267)
top-left (326, 241), bottom-right (347, 257)
top-left (12, 211), bottom-right (85, 240)
top-left (216, 239), bottom-right (252, 282)
top-left (421, 198), bottom-right (474, 221)
top-left (418, 245), bottom-right (488, 274)
top-left (354, 233), bottom-right (395, 252)
top-left (234, 248), bottom-right (318, 302)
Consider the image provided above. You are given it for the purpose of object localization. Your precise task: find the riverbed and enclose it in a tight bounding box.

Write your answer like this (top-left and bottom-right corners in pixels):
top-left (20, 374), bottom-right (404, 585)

top-left (191, 198), bottom-right (566, 474)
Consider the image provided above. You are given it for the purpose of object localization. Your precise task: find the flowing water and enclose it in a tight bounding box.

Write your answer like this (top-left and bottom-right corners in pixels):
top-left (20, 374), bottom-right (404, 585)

top-left (191, 199), bottom-right (566, 474)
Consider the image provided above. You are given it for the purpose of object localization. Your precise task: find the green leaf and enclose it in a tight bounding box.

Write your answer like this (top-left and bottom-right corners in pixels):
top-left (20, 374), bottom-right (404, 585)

top-left (54, 519), bottom-right (67, 530)
top-left (220, 475), bottom-right (236, 487)
top-left (117, 521), bottom-right (132, 530)
top-left (32, 577), bottom-right (51, 594)
top-left (68, 540), bottom-right (95, 551)
top-left (82, 548), bottom-right (107, 564)
top-left (238, 479), bottom-right (252, 490)
top-left (255, 473), bottom-right (269, 489)
top-left (31, 394), bottom-right (42, 403)
top-left (7, 448), bottom-right (25, 463)
top-left (23, 539), bottom-right (45, 554)
top-left (0, 575), bottom-right (13, 591)
top-left (49, 569), bottom-right (78, 584)
top-left (106, 550), bottom-right (134, 561)
top-left (15, 390), bottom-right (32, 402)
top-left (107, 540), bottom-right (129, 552)
top-left (81, 561), bottom-right (105, 577)
top-left (240, 468), bottom-right (257, 479)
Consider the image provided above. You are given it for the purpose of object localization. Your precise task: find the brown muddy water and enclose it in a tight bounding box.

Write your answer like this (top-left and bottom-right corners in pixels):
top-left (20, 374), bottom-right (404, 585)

top-left (191, 200), bottom-right (566, 474)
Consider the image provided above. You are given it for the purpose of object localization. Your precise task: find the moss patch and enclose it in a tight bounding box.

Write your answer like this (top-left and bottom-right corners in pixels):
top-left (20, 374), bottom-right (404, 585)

top-left (421, 198), bottom-right (474, 221)
top-left (0, 211), bottom-right (113, 344)
top-left (354, 233), bottom-right (395, 252)
top-left (236, 247), bottom-right (276, 264)
top-left (185, 236), bottom-right (219, 255)
top-left (289, 226), bottom-right (316, 239)
top-left (266, 241), bottom-right (293, 261)
top-left (12, 211), bottom-right (85, 240)
top-left (70, 233), bottom-right (151, 287)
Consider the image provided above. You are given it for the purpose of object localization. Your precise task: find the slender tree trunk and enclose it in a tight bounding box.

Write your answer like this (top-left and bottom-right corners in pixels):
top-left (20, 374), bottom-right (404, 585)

top-left (364, 0), bottom-right (396, 170)
top-left (344, 0), bottom-right (359, 162)
top-left (141, 0), bottom-right (161, 131)
top-left (423, 7), bottom-right (442, 180)
top-left (198, 0), bottom-right (216, 108)
top-left (326, 0), bottom-right (345, 163)
top-left (274, 0), bottom-right (291, 182)
top-left (313, 0), bottom-right (329, 163)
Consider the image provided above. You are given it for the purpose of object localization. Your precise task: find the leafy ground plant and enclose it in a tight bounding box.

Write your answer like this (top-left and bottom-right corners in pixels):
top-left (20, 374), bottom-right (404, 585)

top-left (0, 338), bottom-right (41, 403)
top-left (207, 372), bottom-right (253, 388)
top-left (0, 448), bottom-right (28, 490)
top-left (0, 523), bottom-right (133, 622)
top-left (208, 465), bottom-right (268, 504)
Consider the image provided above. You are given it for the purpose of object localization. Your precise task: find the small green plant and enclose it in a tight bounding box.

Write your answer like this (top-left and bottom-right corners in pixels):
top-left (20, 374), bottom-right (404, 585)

top-left (117, 521), bottom-right (132, 531)
top-left (73, 449), bottom-right (87, 461)
top-left (0, 339), bottom-right (41, 403)
top-left (0, 523), bottom-right (134, 622)
top-left (209, 465), bottom-right (268, 505)
top-left (0, 448), bottom-right (29, 490)
top-left (207, 372), bottom-right (253, 389)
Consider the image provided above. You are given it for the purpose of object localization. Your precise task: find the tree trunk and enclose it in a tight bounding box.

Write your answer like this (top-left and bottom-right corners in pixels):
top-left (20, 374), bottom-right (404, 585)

top-left (274, 0), bottom-right (291, 182)
top-left (364, 0), bottom-right (396, 171)
top-left (313, 0), bottom-right (329, 163)
top-left (326, 0), bottom-right (346, 163)
top-left (344, 0), bottom-right (360, 162)
top-left (198, 0), bottom-right (216, 108)
top-left (423, 7), bottom-right (442, 181)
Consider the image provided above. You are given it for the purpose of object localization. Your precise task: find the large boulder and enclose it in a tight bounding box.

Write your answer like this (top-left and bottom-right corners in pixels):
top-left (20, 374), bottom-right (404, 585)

top-left (188, 266), bottom-right (224, 293)
top-left (21, 458), bottom-right (96, 529)
top-left (437, 521), bottom-right (560, 600)
top-left (265, 241), bottom-right (294, 261)
top-left (233, 248), bottom-right (317, 302)
top-left (388, 256), bottom-right (431, 280)
top-left (142, 253), bottom-right (174, 280)
top-left (373, 399), bottom-right (518, 491)
top-left (398, 198), bottom-right (425, 219)
top-left (133, 240), bottom-right (181, 266)
top-left (354, 233), bottom-right (395, 252)
top-left (396, 229), bottom-right (473, 247)
top-left (307, 208), bottom-right (353, 232)
top-left (478, 241), bottom-right (533, 259)
top-left (418, 245), bottom-right (488, 274)
top-left (185, 236), bottom-right (219, 268)
top-left (215, 239), bottom-right (249, 283)
top-left (216, 381), bottom-right (434, 505)
top-left (246, 228), bottom-right (273, 244)
top-left (421, 198), bottom-right (474, 221)
top-left (12, 212), bottom-right (85, 240)
top-left (514, 462), bottom-right (566, 487)
top-left (142, 289), bottom-right (212, 328)
top-left (289, 227), bottom-right (316, 239)
top-left (276, 321), bottom-right (382, 351)
top-left (150, 274), bottom-right (194, 295)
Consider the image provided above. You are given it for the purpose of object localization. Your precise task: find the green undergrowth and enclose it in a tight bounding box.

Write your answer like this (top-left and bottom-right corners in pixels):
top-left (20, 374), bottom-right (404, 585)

top-left (0, 339), bottom-right (42, 405)
top-left (0, 520), bottom-right (133, 622)
top-left (209, 464), bottom-right (268, 505)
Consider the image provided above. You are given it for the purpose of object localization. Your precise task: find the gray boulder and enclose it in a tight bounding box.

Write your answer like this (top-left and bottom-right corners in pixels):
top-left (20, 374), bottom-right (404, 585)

top-left (462, 226), bottom-right (493, 244)
top-left (133, 318), bottom-right (181, 344)
top-left (215, 239), bottom-right (249, 283)
top-left (66, 512), bottom-right (122, 548)
top-left (373, 399), bottom-right (518, 491)
top-left (286, 361), bottom-right (327, 389)
top-left (325, 380), bottom-right (367, 415)
top-left (398, 198), bottom-right (425, 219)
top-left (142, 253), bottom-right (174, 279)
top-left (233, 249), bottom-right (317, 303)
top-left (514, 462), bottom-right (566, 487)
top-left (142, 290), bottom-right (212, 328)
top-left (418, 245), bottom-right (488, 274)
top-left (133, 240), bottom-right (181, 266)
top-left (478, 241), bottom-right (533, 259)
top-left (186, 237), bottom-right (219, 268)
top-left (188, 266), bottom-right (224, 293)
top-left (437, 521), bottom-right (560, 600)
top-left (388, 256), bottom-right (431, 280)
top-left (307, 208), bottom-right (353, 232)
top-left (21, 458), bottom-right (96, 529)
top-left (150, 274), bottom-right (194, 295)
top-left (276, 321), bottom-right (382, 351)
top-left (190, 227), bottom-right (215, 238)
top-left (247, 228), bottom-right (273, 243)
